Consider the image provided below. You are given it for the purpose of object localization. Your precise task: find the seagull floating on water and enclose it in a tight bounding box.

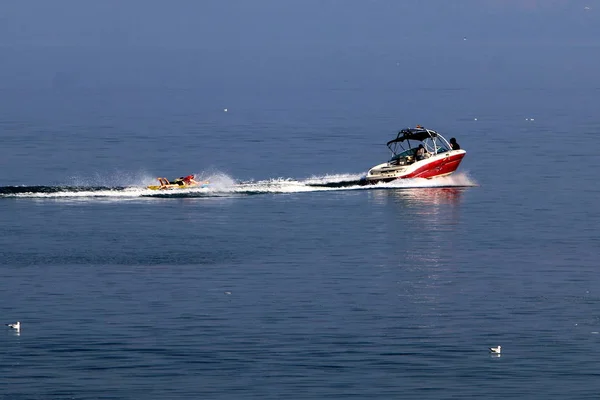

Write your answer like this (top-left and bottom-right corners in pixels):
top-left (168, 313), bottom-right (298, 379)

top-left (6, 321), bottom-right (20, 331)
top-left (489, 345), bottom-right (501, 354)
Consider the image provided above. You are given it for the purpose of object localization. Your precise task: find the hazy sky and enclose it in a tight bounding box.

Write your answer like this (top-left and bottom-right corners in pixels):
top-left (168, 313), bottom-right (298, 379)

top-left (1, 0), bottom-right (598, 48)
top-left (1, 1), bottom-right (598, 91)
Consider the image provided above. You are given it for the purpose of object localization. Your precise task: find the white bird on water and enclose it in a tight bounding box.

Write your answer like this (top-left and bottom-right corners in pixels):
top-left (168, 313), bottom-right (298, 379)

top-left (6, 321), bottom-right (20, 331)
top-left (489, 345), bottom-right (501, 354)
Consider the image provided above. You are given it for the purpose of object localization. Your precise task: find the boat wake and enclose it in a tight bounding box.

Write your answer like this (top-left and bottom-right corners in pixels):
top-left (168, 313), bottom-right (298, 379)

top-left (0, 171), bottom-right (477, 200)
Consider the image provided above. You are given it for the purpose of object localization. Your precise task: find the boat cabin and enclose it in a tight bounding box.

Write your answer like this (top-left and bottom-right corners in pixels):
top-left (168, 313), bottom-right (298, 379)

top-left (386, 127), bottom-right (452, 165)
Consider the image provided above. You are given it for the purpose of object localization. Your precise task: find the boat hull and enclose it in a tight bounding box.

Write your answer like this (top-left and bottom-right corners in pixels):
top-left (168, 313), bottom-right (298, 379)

top-left (365, 150), bottom-right (466, 183)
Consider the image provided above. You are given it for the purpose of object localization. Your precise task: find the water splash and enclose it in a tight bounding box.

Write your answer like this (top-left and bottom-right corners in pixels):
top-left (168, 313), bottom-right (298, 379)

top-left (65, 170), bottom-right (157, 188)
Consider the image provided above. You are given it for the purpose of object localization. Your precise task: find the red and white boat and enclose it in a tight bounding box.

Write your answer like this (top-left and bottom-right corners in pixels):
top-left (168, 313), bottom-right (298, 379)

top-left (365, 126), bottom-right (466, 183)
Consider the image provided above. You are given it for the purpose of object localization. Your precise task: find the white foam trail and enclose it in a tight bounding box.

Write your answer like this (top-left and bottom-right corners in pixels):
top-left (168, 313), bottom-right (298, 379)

top-left (230, 172), bottom-right (476, 194)
top-left (3, 171), bottom-right (476, 199)
top-left (194, 171), bottom-right (237, 191)
top-left (15, 188), bottom-right (153, 200)
top-left (303, 173), bottom-right (366, 185)
top-left (233, 179), bottom-right (331, 194)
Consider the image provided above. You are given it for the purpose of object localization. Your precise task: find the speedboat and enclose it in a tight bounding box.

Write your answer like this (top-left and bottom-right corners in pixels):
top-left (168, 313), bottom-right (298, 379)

top-left (365, 126), bottom-right (466, 183)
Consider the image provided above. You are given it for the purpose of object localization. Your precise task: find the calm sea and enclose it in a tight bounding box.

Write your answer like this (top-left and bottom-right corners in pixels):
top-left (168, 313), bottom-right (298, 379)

top-left (1, 41), bottom-right (600, 399)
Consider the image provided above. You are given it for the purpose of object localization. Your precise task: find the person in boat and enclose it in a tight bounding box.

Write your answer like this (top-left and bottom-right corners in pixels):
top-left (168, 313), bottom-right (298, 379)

top-left (449, 137), bottom-right (461, 150)
top-left (415, 144), bottom-right (426, 161)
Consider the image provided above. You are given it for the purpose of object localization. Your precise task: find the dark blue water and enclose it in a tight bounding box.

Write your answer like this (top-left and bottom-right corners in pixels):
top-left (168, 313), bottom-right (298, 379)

top-left (2, 37), bottom-right (600, 399)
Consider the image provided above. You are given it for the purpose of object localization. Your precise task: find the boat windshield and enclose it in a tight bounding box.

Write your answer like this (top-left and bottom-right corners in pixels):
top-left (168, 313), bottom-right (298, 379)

top-left (390, 144), bottom-right (449, 161)
top-left (389, 148), bottom-right (417, 161)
